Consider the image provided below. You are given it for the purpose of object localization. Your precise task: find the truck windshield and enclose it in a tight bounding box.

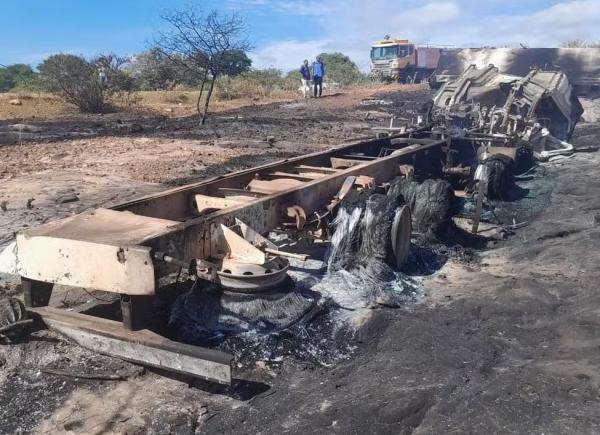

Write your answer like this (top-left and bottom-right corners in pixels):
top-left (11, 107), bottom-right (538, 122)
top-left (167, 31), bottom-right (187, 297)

top-left (371, 46), bottom-right (398, 60)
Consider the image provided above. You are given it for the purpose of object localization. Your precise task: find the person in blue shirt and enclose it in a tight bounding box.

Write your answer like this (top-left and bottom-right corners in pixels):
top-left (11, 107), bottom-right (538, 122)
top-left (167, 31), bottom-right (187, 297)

top-left (299, 60), bottom-right (311, 98)
top-left (312, 56), bottom-right (325, 98)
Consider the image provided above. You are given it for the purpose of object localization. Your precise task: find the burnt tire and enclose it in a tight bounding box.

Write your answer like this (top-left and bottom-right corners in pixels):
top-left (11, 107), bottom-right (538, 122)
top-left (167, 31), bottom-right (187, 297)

top-left (356, 194), bottom-right (412, 270)
top-left (0, 297), bottom-right (28, 340)
top-left (485, 154), bottom-right (514, 199)
top-left (393, 179), bottom-right (454, 234)
top-left (357, 194), bottom-right (396, 264)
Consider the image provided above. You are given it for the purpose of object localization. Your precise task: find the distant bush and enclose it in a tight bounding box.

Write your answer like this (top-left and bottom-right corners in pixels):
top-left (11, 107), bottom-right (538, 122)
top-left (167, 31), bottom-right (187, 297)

top-left (38, 54), bottom-right (105, 112)
top-left (38, 53), bottom-right (136, 112)
top-left (215, 68), bottom-right (297, 100)
top-left (316, 52), bottom-right (366, 86)
top-left (0, 64), bottom-right (38, 92)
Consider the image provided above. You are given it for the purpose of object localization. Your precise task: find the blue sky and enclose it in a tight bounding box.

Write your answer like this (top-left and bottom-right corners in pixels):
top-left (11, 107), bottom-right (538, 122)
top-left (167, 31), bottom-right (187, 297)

top-left (1, 0), bottom-right (600, 71)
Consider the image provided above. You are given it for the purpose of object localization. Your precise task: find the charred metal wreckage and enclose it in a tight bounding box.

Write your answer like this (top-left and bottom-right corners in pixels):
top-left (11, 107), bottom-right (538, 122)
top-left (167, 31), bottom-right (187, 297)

top-left (431, 65), bottom-right (583, 197)
top-left (0, 64), bottom-right (584, 384)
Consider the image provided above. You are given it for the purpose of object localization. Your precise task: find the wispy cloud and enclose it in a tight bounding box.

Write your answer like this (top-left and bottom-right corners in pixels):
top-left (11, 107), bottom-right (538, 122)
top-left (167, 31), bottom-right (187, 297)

top-left (251, 39), bottom-right (329, 70)
top-left (249, 0), bottom-right (600, 71)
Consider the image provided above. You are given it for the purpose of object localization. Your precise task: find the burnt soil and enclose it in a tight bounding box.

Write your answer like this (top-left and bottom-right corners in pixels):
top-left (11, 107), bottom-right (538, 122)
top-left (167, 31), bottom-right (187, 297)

top-left (1, 87), bottom-right (600, 434)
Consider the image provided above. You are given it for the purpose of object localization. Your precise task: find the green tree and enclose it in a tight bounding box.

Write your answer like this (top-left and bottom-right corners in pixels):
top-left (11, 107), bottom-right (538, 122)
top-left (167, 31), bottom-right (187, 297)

top-left (316, 53), bottom-right (364, 86)
top-left (38, 53), bottom-right (133, 112)
top-left (94, 53), bottom-right (136, 93)
top-left (0, 64), bottom-right (37, 92)
top-left (38, 54), bottom-right (104, 112)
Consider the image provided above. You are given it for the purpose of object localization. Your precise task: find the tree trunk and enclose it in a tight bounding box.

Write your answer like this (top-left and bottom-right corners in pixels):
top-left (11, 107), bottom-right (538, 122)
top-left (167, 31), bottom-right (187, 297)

top-left (201, 74), bottom-right (217, 126)
top-left (196, 71), bottom-right (208, 115)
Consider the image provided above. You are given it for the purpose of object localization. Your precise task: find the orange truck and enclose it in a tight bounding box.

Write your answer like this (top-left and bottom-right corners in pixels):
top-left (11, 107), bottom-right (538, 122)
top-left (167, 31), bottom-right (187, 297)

top-left (369, 36), bottom-right (441, 83)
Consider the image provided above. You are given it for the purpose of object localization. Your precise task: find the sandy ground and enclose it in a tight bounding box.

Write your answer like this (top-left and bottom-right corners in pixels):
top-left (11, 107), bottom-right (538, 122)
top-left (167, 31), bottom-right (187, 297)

top-left (1, 87), bottom-right (599, 434)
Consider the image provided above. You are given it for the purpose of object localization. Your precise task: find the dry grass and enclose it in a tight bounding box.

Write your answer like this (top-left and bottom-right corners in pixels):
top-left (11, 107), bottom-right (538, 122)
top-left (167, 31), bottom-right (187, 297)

top-left (0, 89), bottom-right (299, 121)
top-left (0, 83), bottom-right (426, 121)
top-left (0, 92), bottom-right (73, 120)
top-left (136, 89), bottom-right (299, 116)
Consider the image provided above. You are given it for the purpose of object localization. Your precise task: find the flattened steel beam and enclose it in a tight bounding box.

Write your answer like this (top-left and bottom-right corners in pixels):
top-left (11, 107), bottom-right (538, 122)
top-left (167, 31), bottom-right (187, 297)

top-left (331, 157), bottom-right (369, 169)
top-left (30, 307), bottom-right (233, 384)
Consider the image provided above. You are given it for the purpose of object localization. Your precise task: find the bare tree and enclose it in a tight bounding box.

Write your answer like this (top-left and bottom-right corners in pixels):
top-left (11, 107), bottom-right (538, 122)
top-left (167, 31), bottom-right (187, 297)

top-left (155, 8), bottom-right (252, 125)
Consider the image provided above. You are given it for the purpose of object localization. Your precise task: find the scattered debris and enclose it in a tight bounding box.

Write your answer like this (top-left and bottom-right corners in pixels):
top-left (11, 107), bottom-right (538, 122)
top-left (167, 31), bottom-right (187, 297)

top-left (8, 123), bottom-right (43, 133)
top-left (433, 64), bottom-right (582, 143)
top-left (57, 193), bottom-right (79, 204)
top-left (431, 64), bottom-right (586, 198)
top-left (41, 367), bottom-right (129, 381)
top-left (129, 123), bottom-right (144, 134)
top-left (360, 99), bottom-right (394, 106)
top-left (215, 138), bottom-right (271, 149)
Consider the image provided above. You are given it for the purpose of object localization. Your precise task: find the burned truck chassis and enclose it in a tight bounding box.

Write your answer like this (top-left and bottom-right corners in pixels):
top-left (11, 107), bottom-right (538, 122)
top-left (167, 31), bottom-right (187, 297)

top-left (5, 128), bottom-right (448, 384)
top-left (1, 66), bottom-right (583, 384)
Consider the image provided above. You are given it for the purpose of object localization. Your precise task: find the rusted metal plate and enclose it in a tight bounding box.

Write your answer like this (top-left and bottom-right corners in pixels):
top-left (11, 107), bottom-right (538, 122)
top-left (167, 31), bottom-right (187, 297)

top-left (194, 194), bottom-right (250, 214)
top-left (23, 208), bottom-right (179, 245)
top-left (221, 224), bottom-right (266, 264)
top-left (247, 178), bottom-right (305, 194)
top-left (330, 157), bottom-right (365, 169)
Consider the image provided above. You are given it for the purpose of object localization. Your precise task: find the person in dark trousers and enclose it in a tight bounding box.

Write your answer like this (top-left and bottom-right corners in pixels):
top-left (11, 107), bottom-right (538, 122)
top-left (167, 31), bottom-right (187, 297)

top-left (312, 56), bottom-right (324, 97)
top-left (299, 59), bottom-right (311, 98)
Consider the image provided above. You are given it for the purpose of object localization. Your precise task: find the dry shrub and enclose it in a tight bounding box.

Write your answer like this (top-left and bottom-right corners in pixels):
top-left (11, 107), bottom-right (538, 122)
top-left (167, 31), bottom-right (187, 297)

top-left (164, 93), bottom-right (191, 104)
top-left (111, 91), bottom-right (142, 107)
top-left (215, 69), bottom-right (298, 100)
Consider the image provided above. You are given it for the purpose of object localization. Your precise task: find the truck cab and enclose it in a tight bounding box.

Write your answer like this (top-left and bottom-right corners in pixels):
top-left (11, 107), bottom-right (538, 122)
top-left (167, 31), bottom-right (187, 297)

top-left (370, 36), bottom-right (440, 83)
top-left (370, 38), bottom-right (416, 79)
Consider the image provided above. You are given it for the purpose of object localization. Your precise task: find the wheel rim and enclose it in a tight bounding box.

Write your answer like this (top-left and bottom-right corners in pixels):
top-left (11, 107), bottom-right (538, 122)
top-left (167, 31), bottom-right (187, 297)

top-left (391, 205), bottom-right (412, 268)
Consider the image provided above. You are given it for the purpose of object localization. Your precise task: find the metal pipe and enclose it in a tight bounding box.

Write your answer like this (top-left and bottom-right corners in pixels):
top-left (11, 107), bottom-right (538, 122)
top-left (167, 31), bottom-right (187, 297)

top-left (265, 248), bottom-right (309, 261)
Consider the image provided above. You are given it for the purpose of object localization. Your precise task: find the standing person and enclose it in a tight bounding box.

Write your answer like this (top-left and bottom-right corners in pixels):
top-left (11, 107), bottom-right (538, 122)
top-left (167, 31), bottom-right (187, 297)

top-left (312, 56), bottom-right (324, 98)
top-left (299, 59), bottom-right (311, 98)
